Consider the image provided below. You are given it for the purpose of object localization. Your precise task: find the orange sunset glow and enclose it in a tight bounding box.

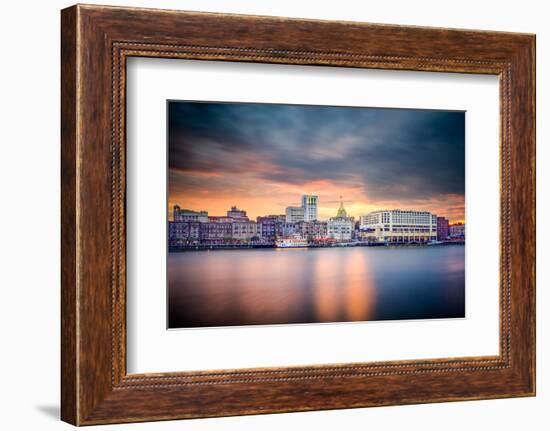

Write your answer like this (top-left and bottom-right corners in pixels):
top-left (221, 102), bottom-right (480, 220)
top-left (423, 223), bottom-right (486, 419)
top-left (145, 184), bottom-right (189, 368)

top-left (168, 101), bottom-right (465, 223)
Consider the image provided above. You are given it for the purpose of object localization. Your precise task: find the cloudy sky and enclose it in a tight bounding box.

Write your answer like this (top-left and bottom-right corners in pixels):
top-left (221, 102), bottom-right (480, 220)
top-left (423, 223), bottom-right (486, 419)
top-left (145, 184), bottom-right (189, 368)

top-left (168, 101), bottom-right (465, 223)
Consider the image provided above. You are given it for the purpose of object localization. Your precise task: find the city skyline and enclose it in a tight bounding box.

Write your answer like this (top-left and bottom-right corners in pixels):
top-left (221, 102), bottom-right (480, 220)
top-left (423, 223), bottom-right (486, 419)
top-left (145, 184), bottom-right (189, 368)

top-left (169, 195), bottom-right (463, 249)
top-left (168, 197), bottom-right (457, 226)
top-left (168, 101), bottom-right (465, 223)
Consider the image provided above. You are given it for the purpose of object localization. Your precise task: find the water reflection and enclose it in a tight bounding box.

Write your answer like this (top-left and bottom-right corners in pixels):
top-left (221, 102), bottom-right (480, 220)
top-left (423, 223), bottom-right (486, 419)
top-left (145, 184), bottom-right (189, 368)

top-left (313, 248), bottom-right (341, 322)
top-left (344, 250), bottom-right (376, 322)
top-left (168, 246), bottom-right (465, 329)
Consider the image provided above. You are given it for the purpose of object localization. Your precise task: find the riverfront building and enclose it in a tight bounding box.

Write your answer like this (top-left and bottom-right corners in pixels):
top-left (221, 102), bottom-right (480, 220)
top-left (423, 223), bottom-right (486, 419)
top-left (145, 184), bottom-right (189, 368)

top-left (285, 206), bottom-right (305, 222)
top-left (449, 223), bottom-right (466, 239)
top-left (327, 200), bottom-right (354, 241)
top-left (207, 216), bottom-right (234, 223)
top-left (301, 195), bottom-right (318, 222)
top-left (199, 222), bottom-right (233, 244)
top-left (231, 221), bottom-right (262, 241)
top-left (168, 221), bottom-right (200, 247)
top-left (173, 205), bottom-right (209, 223)
top-left (257, 215), bottom-right (286, 241)
top-left (227, 206), bottom-right (249, 221)
top-left (298, 220), bottom-right (328, 240)
top-left (280, 222), bottom-right (300, 237)
top-left (437, 216), bottom-right (450, 241)
top-left (359, 209), bottom-right (437, 243)
top-left (170, 204), bottom-right (261, 245)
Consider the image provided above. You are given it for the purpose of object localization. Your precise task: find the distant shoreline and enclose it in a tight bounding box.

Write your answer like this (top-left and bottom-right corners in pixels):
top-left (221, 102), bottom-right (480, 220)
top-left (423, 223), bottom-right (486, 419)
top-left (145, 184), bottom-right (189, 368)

top-left (169, 241), bottom-right (465, 252)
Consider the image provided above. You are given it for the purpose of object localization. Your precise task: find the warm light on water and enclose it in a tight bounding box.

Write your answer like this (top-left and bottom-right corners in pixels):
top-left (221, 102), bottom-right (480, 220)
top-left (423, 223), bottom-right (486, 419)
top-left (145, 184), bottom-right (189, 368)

top-left (168, 246), bottom-right (465, 329)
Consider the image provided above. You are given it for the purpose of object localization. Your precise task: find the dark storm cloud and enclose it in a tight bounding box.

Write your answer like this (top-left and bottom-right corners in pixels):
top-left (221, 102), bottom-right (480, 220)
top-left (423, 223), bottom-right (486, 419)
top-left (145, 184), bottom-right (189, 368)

top-left (168, 101), bottom-right (465, 201)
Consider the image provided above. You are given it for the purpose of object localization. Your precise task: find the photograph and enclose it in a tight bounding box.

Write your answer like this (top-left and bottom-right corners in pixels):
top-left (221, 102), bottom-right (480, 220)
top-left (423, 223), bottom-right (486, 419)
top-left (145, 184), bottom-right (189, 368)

top-left (167, 101), bottom-right (466, 329)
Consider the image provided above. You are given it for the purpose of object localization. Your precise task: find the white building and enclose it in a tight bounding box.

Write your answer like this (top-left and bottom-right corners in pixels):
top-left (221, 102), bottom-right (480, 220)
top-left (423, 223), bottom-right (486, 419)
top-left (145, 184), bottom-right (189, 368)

top-left (226, 206), bottom-right (249, 221)
top-left (359, 209), bottom-right (437, 243)
top-left (285, 206), bottom-right (305, 222)
top-left (301, 195), bottom-right (318, 222)
top-left (327, 199), bottom-right (354, 241)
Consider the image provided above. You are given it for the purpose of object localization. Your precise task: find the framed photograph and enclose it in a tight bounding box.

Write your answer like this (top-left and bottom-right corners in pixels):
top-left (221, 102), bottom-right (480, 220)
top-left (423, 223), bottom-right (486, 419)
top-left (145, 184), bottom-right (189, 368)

top-left (61, 4), bottom-right (535, 425)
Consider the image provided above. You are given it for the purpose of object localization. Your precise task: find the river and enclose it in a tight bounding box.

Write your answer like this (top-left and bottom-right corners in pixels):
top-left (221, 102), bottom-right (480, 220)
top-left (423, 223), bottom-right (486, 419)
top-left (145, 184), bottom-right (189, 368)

top-left (168, 245), bottom-right (465, 328)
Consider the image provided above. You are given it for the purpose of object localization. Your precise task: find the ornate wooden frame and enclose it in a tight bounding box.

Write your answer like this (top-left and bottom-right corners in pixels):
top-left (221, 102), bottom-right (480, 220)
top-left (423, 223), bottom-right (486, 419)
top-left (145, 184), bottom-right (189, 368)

top-left (61, 4), bottom-right (535, 425)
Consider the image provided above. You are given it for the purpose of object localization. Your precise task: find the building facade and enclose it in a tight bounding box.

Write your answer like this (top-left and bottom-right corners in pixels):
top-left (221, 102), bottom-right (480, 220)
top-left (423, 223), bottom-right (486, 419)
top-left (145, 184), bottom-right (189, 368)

top-left (168, 221), bottom-right (200, 246)
top-left (297, 221), bottom-right (328, 240)
top-left (449, 223), bottom-right (465, 239)
top-left (207, 215), bottom-right (234, 223)
top-left (301, 195), bottom-right (318, 222)
top-left (280, 222), bottom-right (300, 237)
top-left (327, 200), bottom-right (354, 241)
top-left (257, 215), bottom-right (285, 241)
top-left (226, 206), bottom-right (249, 221)
top-left (359, 209), bottom-right (437, 243)
top-left (173, 204), bottom-right (208, 223)
top-left (231, 221), bottom-right (262, 241)
top-left (199, 222), bottom-right (233, 244)
top-left (437, 216), bottom-right (450, 241)
top-left (285, 206), bottom-right (305, 223)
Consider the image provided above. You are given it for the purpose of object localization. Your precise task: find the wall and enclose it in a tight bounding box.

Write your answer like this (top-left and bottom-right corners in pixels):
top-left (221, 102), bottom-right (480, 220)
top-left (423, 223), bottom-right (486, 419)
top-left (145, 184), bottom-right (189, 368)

top-left (0, 0), bottom-right (546, 429)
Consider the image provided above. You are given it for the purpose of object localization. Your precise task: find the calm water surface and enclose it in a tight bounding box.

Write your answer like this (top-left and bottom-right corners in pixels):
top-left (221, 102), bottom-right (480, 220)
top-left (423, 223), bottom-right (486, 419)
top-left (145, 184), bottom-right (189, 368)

top-left (168, 246), bottom-right (465, 328)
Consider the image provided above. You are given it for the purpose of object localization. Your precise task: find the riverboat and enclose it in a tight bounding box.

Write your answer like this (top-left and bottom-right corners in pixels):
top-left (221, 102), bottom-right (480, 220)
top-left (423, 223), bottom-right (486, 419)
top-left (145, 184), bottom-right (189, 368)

top-left (275, 236), bottom-right (309, 248)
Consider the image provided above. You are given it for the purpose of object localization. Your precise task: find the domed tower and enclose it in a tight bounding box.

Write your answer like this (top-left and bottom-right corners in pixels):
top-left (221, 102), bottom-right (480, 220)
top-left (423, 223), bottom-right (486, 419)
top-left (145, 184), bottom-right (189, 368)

top-left (336, 196), bottom-right (347, 218)
top-left (328, 196), bottom-right (354, 241)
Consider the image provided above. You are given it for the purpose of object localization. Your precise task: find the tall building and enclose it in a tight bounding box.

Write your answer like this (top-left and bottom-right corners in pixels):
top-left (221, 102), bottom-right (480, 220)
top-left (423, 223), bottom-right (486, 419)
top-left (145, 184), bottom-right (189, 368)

top-left (285, 206), bottom-right (305, 223)
top-left (301, 195), bottom-right (318, 222)
top-left (436, 216), bottom-right (450, 240)
top-left (327, 199), bottom-right (354, 241)
top-left (173, 204), bottom-right (208, 223)
top-left (359, 209), bottom-right (437, 243)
